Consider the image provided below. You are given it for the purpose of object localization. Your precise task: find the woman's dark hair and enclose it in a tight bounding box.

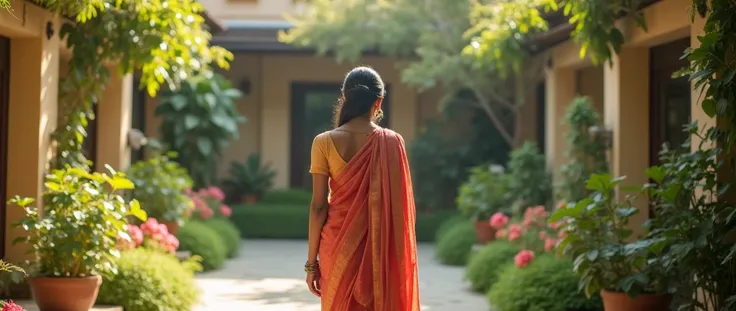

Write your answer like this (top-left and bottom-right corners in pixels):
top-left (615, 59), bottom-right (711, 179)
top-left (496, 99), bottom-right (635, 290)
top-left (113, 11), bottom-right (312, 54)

top-left (334, 66), bottom-right (386, 127)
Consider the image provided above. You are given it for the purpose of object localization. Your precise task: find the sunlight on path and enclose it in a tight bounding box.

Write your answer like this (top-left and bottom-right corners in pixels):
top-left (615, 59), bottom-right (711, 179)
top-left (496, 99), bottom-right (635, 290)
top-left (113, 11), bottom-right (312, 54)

top-left (195, 240), bottom-right (488, 311)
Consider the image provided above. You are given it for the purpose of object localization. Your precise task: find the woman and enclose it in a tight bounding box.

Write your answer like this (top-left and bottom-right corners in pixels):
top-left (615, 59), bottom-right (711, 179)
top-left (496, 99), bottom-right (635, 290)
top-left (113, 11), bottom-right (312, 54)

top-left (305, 66), bottom-right (420, 311)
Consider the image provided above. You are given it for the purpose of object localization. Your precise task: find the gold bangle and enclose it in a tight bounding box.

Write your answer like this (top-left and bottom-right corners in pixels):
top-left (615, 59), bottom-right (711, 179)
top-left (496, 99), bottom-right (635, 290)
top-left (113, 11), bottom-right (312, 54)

top-left (304, 261), bottom-right (320, 274)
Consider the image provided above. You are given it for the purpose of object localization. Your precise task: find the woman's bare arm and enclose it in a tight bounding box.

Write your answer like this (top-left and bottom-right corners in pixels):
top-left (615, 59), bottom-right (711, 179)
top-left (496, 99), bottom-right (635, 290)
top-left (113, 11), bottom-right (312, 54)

top-left (307, 174), bottom-right (329, 264)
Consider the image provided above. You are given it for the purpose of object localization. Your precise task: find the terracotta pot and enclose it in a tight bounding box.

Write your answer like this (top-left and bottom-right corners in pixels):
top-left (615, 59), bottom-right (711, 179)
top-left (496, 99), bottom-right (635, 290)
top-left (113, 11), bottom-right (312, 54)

top-left (600, 289), bottom-right (672, 311)
top-left (161, 221), bottom-right (179, 235)
top-left (29, 275), bottom-right (102, 311)
top-left (243, 194), bottom-right (260, 204)
top-left (474, 220), bottom-right (496, 244)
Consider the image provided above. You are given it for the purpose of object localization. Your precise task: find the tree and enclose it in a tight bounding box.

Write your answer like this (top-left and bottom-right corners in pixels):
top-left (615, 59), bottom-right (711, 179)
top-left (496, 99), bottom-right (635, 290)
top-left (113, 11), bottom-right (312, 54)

top-left (281, 0), bottom-right (545, 148)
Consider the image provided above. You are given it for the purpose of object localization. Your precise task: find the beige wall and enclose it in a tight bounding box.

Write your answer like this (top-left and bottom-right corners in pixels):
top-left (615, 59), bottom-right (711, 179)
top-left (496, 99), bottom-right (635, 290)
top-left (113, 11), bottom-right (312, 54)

top-left (545, 0), bottom-right (702, 230)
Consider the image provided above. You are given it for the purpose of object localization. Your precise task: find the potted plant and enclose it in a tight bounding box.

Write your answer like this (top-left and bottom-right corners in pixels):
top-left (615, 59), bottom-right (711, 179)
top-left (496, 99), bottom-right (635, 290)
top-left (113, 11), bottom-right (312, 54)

top-left (550, 173), bottom-right (671, 311)
top-left (126, 151), bottom-right (194, 234)
top-left (9, 167), bottom-right (147, 311)
top-left (457, 164), bottom-right (512, 244)
top-left (222, 154), bottom-right (276, 204)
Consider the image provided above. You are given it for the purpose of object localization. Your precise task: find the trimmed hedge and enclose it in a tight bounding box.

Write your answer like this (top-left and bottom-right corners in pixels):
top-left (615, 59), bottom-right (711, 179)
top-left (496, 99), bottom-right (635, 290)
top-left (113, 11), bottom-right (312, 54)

top-left (98, 248), bottom-right (202, 311)
top-left (465, 241), bottom-right (521, 293)
top-left (176, 221), bottom-right (227, 271)
top-left (435, 221), bottom-right (476, 266)
top-left (488, 255), bottom-right (603, 311)
top-left (261, 189), bottom-right (312, 205)
top-left (205, 218), bottom-right (241, 258)
top-left (231, 203), bottom-right (456, 242)
top-left (435, 215), bottom-right (468, 242)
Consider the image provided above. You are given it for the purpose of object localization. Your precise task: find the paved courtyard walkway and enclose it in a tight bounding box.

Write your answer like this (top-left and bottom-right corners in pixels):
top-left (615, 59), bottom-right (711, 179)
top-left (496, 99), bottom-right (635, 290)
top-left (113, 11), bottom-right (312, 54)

top-left (195, 239), bottom-right (488, 311)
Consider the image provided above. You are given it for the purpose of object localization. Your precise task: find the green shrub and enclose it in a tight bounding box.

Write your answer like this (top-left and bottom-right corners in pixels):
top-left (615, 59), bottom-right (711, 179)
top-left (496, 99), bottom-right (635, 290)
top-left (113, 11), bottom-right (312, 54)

top-left (176, 221), bottom-right (227, 271)
top-left (231, 203), bottom-right (454, 242)
top-left (97, 248), bottom-right (202, 311)
top-left (261, 189), bottom-right (312, 205)
top-left (435, 215), bottom-right (468, 242)
top-left (488, 255), bottom-right (603, 311)
top-left (465, 241), bottom-right (521, 293)
top-left (205, 218), bottom-right (241, 258)
top-left (435, 221), bottom-right (476, 266)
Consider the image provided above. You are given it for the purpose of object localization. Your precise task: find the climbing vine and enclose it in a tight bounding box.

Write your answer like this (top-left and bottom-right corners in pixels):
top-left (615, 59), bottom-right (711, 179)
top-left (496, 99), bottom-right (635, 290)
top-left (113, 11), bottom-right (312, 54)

top-left (37, 0), bottom-right (232, 169)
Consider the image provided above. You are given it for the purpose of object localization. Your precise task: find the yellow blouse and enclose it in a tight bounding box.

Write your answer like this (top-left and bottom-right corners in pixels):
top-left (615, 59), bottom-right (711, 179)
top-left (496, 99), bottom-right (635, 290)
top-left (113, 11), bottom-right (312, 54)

top-left (309, 131), bottom-right (348, 178)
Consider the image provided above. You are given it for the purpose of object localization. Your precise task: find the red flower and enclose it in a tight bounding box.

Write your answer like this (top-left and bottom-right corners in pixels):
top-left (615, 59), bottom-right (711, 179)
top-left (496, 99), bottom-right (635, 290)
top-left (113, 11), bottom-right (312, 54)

top-left (544, 238), bottom-right (557, 252)
top-left (219, 205), bottom-right (233, 218)
top-left (2, 300), bottom-right (25, 311)
top-left (489, 212), bottom-right (509, 229)
top-left (514, 250), bottom-right (535, 268)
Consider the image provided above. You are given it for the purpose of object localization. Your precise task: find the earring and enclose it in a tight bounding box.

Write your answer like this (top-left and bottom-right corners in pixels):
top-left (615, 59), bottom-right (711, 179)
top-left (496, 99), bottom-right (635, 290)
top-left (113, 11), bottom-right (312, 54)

top-left (374, 109), bottom-right (384, 119)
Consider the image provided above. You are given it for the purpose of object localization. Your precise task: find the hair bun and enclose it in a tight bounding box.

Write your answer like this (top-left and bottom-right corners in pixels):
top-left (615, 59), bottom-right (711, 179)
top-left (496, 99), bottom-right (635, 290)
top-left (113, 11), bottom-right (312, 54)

top-left (346, 84), bottom-right (372, 95)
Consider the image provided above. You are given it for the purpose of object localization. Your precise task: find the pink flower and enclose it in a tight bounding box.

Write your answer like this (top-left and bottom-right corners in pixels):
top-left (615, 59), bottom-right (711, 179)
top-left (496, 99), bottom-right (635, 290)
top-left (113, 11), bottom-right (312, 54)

top-left (538, 231), bottom-right (547, 240)
top-left (200, 207), bottom-right (214, 220)
top-left (509, 224), bottom-right (522, 234)
top-left (556, 202), bottom-right (568, 210)
top-left (544, 238), bottom-right (557, 252)
top-left (157, 224), bottom-right (170, 235)
top-left (548, 221), bottom-right (563, 230)
top-left (558, 229), bottom-right (568, 239)
top-left (219, 205), bottom-right (232, 218)
top-left (166, 234), bottom-right (180, 250)
top-left (514, 250), bottom-right (535, 268)
top-left (191, 195), bottom-right (207, 210)
top-left (508, 230), bottom-right (521, 242)
top-left (207, 186), bottom-right (226, 201)
top-left (489, 212), bottom-right (509, 229)
top-left (126, 224), bottom-right (144, 246)
top-left (2, 300), bottom-right (26, 311)
top-left (495, 229), bottom-right (508, 239)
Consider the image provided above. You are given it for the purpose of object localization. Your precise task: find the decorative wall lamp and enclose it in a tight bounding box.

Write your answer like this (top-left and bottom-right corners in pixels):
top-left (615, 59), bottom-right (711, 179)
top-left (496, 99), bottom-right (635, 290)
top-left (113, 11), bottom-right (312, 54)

top-left (588, 125), bottom-right (613, 149)
top-left (127, 128), bottom-right (148, 150)
top-left (239, 78), bottom-right (252, 97)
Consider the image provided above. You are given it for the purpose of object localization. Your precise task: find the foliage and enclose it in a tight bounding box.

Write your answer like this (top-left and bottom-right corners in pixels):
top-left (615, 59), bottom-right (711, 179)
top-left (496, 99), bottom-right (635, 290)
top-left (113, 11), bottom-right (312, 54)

top-left (640, 141), bottom-right (736, 310)
top-left (281, 0), bottom-right (540, 147)
top-left (557, 97), bottom-right (609, 203)
top-left (550, 173), bottom-right (667, 297)
top-left (260, 189), bottom-right (312, 205)
top-left (435, 221), bottom-right (476, 266)
top-left (456, 164), bottom-right (511, 221)
top-left (435, 215), bottom-right (468, 242)
top-left (230, 203), bottom-right (455, 242)
top-left (97, 248), bottom-right (202, 311)
top-left (118, 218), bottom-right (180, 254)
top-left (157, 72), bottom-right (245, 188)
top-left (464, 241), bottom-right (521, 293)
top-left (488, 255), bottom-right (603, 311)
top-left (9, 168), bottom-right (146, 277)
top-left (45, 0), bottom-right (232, 170)
top-left (176, 221), bottom-right (227, 271)
top-left (0, 261), bottom-right (26, 297)
top-left (126, 152), bottom-right (194, 225)
top-left (411, 108), bottom-right (509, 211)
top-left (506, 142), bottom-right (552, 208)
top-left (204, 218), bottom-right (241, 258)
top-left (222, 154), bottom-right (277, 201)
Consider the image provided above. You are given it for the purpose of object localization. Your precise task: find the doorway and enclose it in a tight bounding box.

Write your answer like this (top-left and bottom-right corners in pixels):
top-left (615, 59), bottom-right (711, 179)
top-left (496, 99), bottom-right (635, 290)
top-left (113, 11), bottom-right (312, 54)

top-left (289, 83), bottom-right (391, 188)
top-left (649, 38), bottom-right (692, 167)
top-left (0, 36), bottom-right (10, 259)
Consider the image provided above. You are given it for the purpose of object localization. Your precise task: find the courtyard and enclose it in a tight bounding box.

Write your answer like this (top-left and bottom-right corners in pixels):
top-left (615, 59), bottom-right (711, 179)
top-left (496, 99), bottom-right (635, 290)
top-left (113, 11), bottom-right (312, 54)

top-left (194, 240), bottom-right (487, 311)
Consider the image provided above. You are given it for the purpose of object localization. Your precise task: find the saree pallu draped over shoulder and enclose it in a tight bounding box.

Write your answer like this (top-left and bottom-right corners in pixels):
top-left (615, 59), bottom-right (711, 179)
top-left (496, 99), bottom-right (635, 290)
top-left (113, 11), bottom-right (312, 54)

top-left (318, 128), bottom-right (420, 311)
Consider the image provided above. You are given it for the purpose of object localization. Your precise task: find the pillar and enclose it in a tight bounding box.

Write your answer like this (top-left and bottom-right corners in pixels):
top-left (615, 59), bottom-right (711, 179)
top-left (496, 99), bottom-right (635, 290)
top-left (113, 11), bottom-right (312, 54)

top-left (545, 67), bottom-right (575, 181)
top-left (96, 72), bottom-right (133, 172)
top-left (5, 18), bottom-right (60, 263)
top-left (603, 46), bottom-right (650, 231)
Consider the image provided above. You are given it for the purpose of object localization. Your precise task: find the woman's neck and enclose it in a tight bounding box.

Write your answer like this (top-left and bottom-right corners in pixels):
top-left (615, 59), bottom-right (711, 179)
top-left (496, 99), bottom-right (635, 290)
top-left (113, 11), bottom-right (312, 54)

top-left (342, 118), bottom-right (379, 131)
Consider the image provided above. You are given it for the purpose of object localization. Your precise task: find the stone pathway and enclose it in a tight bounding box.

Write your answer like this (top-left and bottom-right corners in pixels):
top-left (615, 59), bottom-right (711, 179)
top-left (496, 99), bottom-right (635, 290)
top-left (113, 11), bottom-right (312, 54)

top-left (195, 239), bottom-right (488, 311)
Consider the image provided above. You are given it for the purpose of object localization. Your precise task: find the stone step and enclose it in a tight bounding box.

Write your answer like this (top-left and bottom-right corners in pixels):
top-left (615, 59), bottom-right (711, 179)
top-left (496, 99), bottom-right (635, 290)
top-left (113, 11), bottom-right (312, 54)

top-left (17, 301), bottom-right (122, 311)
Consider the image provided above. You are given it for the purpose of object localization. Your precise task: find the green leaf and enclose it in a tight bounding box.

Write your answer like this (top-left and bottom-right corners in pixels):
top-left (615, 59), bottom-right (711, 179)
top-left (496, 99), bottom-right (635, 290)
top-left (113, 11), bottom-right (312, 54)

top-left (129, 200), bottom-right (147, 221)
top-left (109, 176), bottom-right (135, 190)
top-left (645, 166), bottom-right (666, 183)
top-left (702, 98), bottom-right (716, 117)
top-left (184, 115), bottom-right (200, 130)
top-left (197, 139), bottom-right (213, 155)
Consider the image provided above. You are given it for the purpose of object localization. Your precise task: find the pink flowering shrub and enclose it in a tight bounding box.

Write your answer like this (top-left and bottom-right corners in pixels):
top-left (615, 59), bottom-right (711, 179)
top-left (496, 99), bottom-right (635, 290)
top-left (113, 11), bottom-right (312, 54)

top-left (488, 203), bottom-right (568, 268)
top-left (188, 186), bottom-right (232, 220)
top-left (1, 300), bottom-right (25, 311)
top-left (118, 218), bottom-right (179, 253)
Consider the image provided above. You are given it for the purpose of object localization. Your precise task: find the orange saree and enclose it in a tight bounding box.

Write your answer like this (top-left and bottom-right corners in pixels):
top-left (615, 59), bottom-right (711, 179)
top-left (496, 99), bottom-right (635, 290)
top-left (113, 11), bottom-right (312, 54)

top-left (318, 128), bottom-right (420, 311)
